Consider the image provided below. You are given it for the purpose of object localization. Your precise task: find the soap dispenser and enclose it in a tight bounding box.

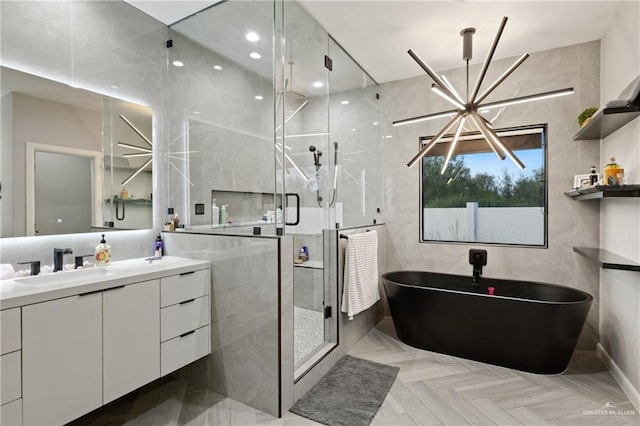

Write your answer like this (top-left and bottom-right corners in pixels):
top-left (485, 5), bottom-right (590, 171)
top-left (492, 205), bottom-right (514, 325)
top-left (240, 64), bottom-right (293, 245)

top-left (154, 233), bottom-right (164, 258)
top-left (95, 234), bottom-right (111, 266)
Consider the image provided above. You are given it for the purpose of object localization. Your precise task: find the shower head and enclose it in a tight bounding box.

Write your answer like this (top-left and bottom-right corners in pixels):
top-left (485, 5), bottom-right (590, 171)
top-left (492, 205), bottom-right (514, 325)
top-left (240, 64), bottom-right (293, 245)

top-left (309, 145), bottom-right (316, 152)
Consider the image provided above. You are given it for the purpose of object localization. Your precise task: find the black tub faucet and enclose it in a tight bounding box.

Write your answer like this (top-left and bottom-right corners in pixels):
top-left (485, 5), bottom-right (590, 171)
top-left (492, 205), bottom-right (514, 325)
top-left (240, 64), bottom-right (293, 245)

top-left (469, 249), bottom-right (487, 284)
top-left (53, 248), bottom-right (73, 272)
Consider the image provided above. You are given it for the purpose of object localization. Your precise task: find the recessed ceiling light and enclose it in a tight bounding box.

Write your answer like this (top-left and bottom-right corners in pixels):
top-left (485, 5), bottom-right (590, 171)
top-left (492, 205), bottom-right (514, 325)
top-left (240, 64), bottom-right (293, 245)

top-left (249, 52), bottom-right (261, 59)
top-left (245, 32), bottom-right (260, 42)
top-left (193, 111), bottom-right (201, 115)
top-left (213, 65), bottom-right (223, 71)
top-left (111, 85), bottom-right (119, 90)
top-left (341, 100), bottom-right (349, 105)
top-left (173, 60), bottom-right (184, 67)
top-left (313, 81), bottom-right (324, 88)
top-left (255, 95), bottom-right (263, 100)
top-left (373, 122), bottom-right (379, 126)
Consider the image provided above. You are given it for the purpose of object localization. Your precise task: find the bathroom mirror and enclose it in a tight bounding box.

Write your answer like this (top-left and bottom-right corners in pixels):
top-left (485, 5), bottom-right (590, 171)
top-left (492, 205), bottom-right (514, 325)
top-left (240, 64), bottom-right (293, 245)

top-left (0, 66), bottom-right (153, 238)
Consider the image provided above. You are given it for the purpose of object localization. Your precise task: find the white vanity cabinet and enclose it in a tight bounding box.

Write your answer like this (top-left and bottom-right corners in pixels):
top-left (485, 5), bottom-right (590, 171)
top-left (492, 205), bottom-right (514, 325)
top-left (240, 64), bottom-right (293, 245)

top-left (22, 292), bottom-right (103, 426)
top-left (0, 257), bottom-right (211, 426)
top-left (160, 269), bottom-right (211, 376)
top-left (22, 280), bottom-right (161, 424)
top-left (103, 280), bottom-right (160, 403)
top-left (0, 307), bottom-right (22, 426)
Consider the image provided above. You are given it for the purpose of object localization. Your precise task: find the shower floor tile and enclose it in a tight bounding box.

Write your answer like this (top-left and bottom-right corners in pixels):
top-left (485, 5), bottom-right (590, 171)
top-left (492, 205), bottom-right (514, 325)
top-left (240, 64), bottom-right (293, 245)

top-left (294, 306), bottom-right (324, 364)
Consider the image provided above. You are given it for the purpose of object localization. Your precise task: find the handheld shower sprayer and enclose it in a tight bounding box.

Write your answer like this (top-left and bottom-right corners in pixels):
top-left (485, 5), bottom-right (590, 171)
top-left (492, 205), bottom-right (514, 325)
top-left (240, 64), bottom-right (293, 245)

top-left (309, 145), bottom-right (319, 167)
top-left (309, 142), bottom-right (339, 207)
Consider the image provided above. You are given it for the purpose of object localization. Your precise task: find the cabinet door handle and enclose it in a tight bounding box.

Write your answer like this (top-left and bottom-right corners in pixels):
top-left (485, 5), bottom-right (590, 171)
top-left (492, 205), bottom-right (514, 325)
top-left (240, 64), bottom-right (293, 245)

top-left (180, 330), bottom-right (195, 338)
top-left (79, 285), bottom-right (125, 297)
top-left (179, 271), bottom-right (195, 276)
top-left (179, 298), bottom-right (195, 305)
top-left (78, 289), bottom-right (103, 297)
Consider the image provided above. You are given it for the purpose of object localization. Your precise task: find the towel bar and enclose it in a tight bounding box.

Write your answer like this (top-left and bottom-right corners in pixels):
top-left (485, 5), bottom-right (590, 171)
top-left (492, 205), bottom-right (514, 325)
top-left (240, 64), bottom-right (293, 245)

top-left (339, 229), bottom-right (371, 239)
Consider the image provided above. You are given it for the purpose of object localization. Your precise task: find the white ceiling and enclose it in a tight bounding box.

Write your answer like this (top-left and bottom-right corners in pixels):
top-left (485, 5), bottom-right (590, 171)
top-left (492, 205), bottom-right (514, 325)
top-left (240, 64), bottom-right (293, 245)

top-left (125, 0), bottom-right (626, 84)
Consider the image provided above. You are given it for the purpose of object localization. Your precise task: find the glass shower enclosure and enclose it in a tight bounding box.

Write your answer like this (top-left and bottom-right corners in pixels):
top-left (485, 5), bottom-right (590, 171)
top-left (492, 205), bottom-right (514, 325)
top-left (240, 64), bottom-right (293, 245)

top-left (168, 0), bottom-right (380, 381)
top-left (276, 1), bottom-right (380, 378)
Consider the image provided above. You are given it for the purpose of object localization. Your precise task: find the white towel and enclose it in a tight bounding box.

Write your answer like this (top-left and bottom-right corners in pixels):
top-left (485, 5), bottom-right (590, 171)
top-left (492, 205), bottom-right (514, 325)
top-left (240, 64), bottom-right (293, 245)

top-left (341, 230), bottom-right (380, 320)
top-left (0, 264), bottom-right (15, 280)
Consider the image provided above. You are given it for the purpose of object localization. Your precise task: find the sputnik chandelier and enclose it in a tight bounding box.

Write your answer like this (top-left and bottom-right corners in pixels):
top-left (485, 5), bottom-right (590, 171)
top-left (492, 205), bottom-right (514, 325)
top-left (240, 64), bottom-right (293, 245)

top-left (393, 16), bottom-right (574, 173)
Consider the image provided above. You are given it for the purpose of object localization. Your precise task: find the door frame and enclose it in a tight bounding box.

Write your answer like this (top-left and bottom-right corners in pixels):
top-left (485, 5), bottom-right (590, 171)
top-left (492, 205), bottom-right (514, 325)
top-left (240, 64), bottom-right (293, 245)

top-left (26, 142), bottom-right (102, 236)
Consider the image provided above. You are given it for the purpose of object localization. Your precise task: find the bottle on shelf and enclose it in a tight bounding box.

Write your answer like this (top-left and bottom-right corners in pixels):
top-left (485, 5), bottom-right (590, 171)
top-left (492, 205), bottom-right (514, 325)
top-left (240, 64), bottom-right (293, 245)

top-left (589, 166), bottom-right (598, 186)
top-left (165, 208), bottom-right (175, 231)
top-left (220, 204), bottom-right (229, 224)
top-left (211, 199), bottom-right (220, 226)
top-left (603, 157), bottom-right (623, 186)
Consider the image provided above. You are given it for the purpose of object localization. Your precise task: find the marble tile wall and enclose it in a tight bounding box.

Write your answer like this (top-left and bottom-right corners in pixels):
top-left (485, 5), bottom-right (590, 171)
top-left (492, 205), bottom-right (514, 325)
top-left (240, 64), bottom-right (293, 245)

top-left (378, 41), bottom-right (601, 348)
top-left (598, 0), bottom-right (640, 409)
top-left (293, 266), bottom-right (324, 311)
top-left (0, 0), bottom-right (167, 265)
top-left (162, 232), bottom-right (284, 417)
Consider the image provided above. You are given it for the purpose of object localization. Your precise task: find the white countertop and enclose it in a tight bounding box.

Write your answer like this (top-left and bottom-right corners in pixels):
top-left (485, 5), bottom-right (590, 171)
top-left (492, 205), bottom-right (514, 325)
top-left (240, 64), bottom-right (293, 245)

top-left (0, 256), bottom-right (211, 310)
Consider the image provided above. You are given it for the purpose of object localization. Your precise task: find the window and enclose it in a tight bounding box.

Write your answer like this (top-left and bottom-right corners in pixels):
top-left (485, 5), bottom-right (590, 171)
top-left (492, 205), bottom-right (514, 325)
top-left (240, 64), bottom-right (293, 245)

top-left (420, 124), bottom-right (547, 246)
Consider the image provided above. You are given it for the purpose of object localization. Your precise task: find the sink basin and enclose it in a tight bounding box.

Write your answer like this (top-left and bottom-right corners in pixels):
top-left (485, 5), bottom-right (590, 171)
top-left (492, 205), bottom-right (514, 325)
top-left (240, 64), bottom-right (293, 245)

top-left (15, 267), bottom-right (119, 287)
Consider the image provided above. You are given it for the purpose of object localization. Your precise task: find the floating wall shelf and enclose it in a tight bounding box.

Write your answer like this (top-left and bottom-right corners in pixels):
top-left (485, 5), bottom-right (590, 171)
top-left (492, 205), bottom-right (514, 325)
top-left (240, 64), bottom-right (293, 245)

top-left (573, 104), bottom-right (640, 140)
top-left (105, 198), bottom-right (152, 205)
top-left (564, 184), bottom-right (640, 200)
top-left (574, 247), bottom-right (640, 272)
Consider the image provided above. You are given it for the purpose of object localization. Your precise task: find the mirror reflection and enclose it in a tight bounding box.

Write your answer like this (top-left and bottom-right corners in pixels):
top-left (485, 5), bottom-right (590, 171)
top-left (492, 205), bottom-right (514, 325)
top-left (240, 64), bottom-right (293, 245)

top-left (0, 66), bottom-right (153, 237)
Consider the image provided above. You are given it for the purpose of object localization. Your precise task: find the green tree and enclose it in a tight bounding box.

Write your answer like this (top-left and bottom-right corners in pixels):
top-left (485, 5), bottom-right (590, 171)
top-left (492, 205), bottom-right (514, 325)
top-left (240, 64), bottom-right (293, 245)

top-left (422, 156), bottom-right (544, 208)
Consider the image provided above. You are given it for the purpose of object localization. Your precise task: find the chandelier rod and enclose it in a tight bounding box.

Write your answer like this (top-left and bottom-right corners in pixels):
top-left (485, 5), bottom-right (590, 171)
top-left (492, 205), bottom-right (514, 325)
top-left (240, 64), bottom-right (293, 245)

top-left (469, 16), bottom-right (508, 104)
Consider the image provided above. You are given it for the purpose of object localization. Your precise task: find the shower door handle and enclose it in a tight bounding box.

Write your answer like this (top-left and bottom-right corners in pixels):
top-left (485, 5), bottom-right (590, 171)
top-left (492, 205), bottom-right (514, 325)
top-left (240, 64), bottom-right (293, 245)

top-left (285, 193), bottom-right (300, 226)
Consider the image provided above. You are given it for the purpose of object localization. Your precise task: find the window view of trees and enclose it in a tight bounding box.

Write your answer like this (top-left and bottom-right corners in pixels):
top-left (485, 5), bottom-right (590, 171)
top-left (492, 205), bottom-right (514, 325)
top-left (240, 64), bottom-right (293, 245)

top-left (420, 126), bottom-right (547, 246)
top-left (422, 156), bottom-right (545, 209)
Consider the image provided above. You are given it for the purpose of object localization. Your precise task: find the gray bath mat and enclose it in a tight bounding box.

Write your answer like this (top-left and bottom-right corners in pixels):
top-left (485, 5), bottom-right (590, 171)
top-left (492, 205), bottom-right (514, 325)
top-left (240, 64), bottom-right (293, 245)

top-left (290, 355), bottom-right (399, 426)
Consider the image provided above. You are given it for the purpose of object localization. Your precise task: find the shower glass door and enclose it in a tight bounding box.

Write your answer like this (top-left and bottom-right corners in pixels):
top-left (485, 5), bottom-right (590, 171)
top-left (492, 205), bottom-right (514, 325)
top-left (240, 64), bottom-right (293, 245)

top-left (280, 1), bottom-right (335, 378)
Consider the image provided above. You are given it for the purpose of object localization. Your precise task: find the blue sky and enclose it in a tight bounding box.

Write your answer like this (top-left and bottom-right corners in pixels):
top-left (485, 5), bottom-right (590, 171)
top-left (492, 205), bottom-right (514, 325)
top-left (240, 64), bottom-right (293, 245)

top-left (457, 149), bottom-right (543, 180)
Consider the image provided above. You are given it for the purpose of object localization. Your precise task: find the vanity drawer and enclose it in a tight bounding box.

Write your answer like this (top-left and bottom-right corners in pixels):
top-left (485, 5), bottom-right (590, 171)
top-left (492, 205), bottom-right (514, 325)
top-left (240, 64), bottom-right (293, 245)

top-left (0, 308), bottom-right (21, 355)
top-left (161, 295), bottom-right (209, 342)
top-left (0, 398), bottom-right (22, 425)
top-left (160, 269), bottom-right (210, 307)
top-left (0, 350), bottom-right (21, 405)
top-left (161, 325), bottom-right (210, 376)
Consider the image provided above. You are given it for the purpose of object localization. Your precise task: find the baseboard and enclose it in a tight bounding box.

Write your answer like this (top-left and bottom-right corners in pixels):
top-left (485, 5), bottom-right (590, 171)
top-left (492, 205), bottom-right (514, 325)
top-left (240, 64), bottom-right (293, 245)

top-left (596, 343), bottom-right (640, 413)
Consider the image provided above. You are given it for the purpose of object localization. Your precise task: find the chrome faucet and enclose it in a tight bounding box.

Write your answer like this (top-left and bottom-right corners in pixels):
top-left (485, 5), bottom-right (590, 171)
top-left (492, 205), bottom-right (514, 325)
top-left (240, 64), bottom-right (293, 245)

top-left (469, 249), bottom-right (487, 285)
top-left (53, 248), bottom-right (73, 272)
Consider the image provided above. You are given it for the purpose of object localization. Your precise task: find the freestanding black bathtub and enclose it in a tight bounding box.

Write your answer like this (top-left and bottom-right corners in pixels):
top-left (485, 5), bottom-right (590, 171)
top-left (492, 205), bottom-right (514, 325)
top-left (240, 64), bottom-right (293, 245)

top-left (382, 271), bottom-right (593, 374)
